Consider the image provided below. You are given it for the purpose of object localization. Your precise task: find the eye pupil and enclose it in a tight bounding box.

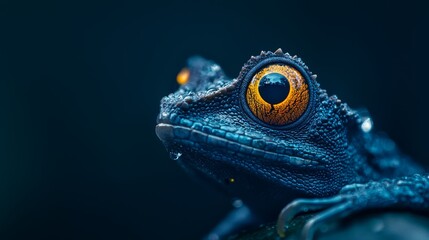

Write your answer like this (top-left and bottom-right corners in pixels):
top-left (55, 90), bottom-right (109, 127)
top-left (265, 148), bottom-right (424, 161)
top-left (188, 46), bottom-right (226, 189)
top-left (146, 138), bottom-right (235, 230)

top-left (258, 73), bottom-right (290, 104)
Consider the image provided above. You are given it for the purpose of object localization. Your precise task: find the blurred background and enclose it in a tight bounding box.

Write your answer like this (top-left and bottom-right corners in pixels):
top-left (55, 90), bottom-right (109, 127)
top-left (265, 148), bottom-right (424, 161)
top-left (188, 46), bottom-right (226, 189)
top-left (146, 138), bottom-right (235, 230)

top-left (1, 0), bottom-right (428, 239)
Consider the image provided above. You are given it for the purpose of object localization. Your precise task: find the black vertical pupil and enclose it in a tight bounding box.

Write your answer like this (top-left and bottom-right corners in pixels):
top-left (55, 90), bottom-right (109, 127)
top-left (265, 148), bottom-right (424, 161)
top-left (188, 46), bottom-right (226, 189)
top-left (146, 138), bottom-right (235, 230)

top-left (258, 73), bottom-right (290, 104)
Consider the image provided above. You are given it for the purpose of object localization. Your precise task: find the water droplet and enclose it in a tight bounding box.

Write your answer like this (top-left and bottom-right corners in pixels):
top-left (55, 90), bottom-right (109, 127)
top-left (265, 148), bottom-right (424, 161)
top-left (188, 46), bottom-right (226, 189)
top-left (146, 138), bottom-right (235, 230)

top-left (232, 199), bottom-right (243, 208)
top-left (361, 117), bottom-right (373, 133)
top-left (169, 152), bottom-right (182, 161)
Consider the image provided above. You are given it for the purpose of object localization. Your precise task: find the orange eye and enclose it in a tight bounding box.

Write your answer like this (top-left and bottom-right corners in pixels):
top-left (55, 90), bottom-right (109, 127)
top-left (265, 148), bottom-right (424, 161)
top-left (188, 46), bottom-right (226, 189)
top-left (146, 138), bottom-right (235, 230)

top-left (245, 64), bottom-right (310, 126)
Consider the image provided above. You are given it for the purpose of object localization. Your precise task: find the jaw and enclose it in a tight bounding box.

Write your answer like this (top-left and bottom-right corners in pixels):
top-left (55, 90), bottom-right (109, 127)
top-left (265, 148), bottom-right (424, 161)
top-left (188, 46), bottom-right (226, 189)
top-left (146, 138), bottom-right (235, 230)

top-left (157, 128), bottom-right (247, 193)
top-left (174, 146), bottom-right (312, 220)
top-left (157, 125), bottom-right (315, 217)
top-left (155, 122), bottom-right (346, 218)
top-left (155, 122), bottom-right (320, 190)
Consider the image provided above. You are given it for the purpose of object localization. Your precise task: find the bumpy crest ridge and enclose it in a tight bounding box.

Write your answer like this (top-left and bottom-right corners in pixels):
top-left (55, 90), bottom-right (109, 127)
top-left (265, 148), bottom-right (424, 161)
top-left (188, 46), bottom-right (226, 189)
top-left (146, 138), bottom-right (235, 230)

top-left (237, 49), bottom-right (311, 82)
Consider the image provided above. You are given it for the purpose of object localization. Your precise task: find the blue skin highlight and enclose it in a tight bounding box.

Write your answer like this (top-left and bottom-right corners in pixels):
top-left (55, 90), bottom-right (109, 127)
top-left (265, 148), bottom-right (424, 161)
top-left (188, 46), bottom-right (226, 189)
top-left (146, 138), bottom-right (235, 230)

top-left (156, 50), bottom-right (428, 240)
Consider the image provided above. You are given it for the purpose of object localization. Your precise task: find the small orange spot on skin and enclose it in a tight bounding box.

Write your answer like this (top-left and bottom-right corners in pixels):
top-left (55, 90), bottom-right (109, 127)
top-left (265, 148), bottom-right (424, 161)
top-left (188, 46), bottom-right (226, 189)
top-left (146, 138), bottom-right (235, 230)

top-left (177, 68), bottom-right (190, 85)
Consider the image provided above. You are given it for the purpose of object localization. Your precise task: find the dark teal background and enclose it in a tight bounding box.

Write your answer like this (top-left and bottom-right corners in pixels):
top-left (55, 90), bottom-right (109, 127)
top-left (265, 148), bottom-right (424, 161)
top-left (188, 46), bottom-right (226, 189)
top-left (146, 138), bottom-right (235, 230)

top-left (1, 0), bottom-right (428, 239)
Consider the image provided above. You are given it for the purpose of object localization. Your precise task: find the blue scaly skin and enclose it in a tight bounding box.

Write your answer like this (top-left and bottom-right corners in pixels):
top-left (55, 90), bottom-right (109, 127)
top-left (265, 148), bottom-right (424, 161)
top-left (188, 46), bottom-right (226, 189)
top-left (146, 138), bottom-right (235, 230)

top-left (155, 49), bottom-right (428, 240)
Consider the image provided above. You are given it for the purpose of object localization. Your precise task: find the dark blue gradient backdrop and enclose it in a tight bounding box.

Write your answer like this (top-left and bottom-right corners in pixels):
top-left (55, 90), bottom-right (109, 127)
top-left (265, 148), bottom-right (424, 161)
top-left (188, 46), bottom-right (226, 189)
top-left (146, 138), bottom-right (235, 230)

top-left (1, 0), bottom-right (428, 239)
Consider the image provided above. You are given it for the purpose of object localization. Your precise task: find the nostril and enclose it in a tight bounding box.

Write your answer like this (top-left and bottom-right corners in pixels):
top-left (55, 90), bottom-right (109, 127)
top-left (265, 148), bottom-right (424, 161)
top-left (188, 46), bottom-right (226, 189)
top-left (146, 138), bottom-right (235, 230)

top-left (183, 96), bottom-right (194, 103)
top-left (175, 94), bottom-right (196, 110)
top-left (176, 101), bottom-right (189, 110)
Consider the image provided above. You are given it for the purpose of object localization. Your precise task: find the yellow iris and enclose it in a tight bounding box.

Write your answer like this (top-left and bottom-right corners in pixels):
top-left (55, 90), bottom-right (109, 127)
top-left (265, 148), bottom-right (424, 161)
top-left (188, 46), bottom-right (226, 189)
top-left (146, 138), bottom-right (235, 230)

top-left (245, 64), bottom-right (309, 126)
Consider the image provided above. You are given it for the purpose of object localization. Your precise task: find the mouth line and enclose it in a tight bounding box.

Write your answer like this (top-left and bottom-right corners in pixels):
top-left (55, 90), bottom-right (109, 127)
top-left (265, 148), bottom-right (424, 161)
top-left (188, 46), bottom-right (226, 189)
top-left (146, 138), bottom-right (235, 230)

top-left (156, 123), bottom-right (320, 167)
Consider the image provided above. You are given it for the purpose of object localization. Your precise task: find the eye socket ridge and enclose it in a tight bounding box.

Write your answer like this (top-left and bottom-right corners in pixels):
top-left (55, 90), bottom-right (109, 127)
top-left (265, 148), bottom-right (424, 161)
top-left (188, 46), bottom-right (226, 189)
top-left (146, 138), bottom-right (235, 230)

top-left (240, 57), bottom-right (315, 129)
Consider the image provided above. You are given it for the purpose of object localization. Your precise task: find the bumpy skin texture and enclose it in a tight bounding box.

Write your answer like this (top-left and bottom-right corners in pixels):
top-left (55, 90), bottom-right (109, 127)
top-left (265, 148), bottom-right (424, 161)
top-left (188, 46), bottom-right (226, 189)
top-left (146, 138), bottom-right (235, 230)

top-left (155, 50), bottom-right (427, 239)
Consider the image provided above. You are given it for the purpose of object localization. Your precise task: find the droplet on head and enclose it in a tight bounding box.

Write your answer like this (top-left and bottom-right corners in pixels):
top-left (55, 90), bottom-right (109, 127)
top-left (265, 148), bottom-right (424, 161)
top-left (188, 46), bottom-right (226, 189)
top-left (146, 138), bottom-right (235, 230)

top-left (361, 117), bottom-right (373, 133)
top-left (169, 151), bottom-right (182, 161)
